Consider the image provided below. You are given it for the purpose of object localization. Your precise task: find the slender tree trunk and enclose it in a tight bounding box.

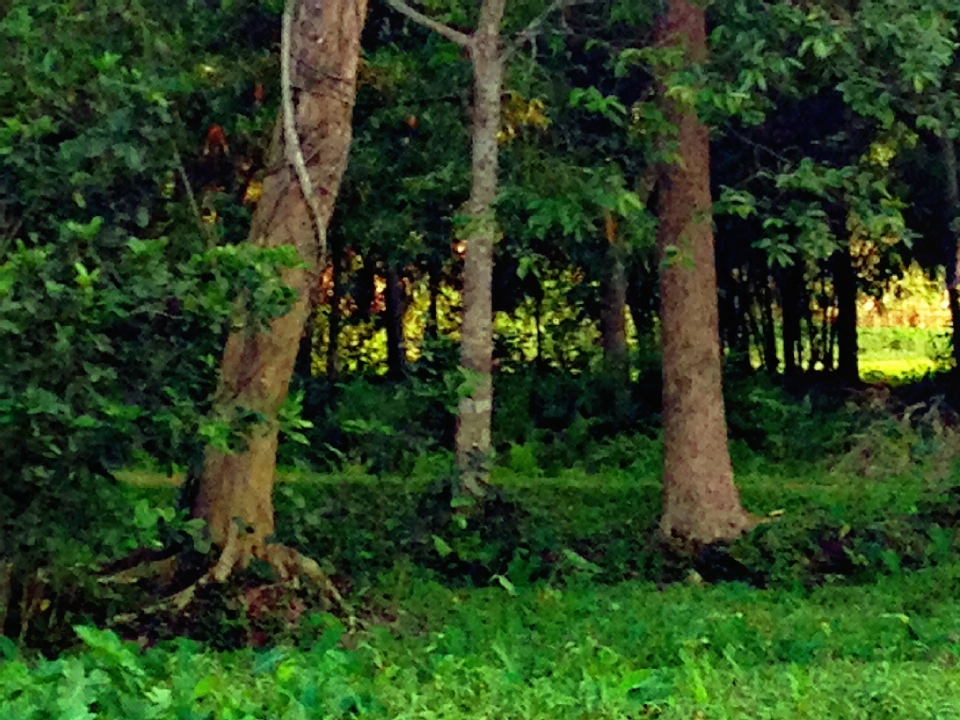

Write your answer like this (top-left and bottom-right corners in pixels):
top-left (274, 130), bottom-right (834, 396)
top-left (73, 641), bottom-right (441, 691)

top-left (454, 0), bottom-right (506, 499)
top-left (938, 131), bottom-right (960, 373)
top-left (534, 290), bottom-right (543, 370)
top-left (759, 274), bottom-right (778, 373)
top-left (820, 291), bottom-right (832, 372)
top-left (833, 245), bottom-right (858, 384)
top-left (194, 0), bottom-right (366, 550)
top-left (384, 262), bottom-right (406, 380)
top-left (600, 213), bottom-right (630, 383)
top-left (655, 0), bottom-right (753, 545)
top-left (744, 292), bottom-right (762, 371)
top-left (780, 264), bottom-right (802, 378)
top-left (326, 240), bottom-right (343, 380)
top-left (426, 254), bottom-right (441, 341)
top-left (627, 254), bottom-right (658, 347)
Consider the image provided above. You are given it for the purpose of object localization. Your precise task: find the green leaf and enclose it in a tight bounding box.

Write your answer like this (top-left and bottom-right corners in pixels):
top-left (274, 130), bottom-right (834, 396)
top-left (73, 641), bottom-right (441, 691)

top-left (432, 535), bottom-right (454, 558)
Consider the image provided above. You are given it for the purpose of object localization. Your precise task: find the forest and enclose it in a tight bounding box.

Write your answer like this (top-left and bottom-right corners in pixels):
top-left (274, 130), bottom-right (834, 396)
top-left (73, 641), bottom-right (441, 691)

top-left (3, 0), bottom-right (960, 716)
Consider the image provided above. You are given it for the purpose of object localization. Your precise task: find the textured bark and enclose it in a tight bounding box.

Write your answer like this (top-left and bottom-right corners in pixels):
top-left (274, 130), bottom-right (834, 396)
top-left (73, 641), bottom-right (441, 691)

top-left (938, 132), bottom-right (960, 373)
top-left (194, 0), bottom-right (367, 549)
top-left (655, 0), bottom-right (753, 545)
top-left (384, 262), bottom-right (407, 380)
top-left (454, 0), bottom-right (506, 498)
top-left (600, 214), bottom-right (630, 383)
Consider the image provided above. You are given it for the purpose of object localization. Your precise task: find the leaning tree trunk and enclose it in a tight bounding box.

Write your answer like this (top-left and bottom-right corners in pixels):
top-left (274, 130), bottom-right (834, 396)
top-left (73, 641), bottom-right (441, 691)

top-left (654, 0), bottom-right (753, 545)
top-left (194, 0), bottom-right (367, 552)
top-left (938, 130), bottom-right (960, 374)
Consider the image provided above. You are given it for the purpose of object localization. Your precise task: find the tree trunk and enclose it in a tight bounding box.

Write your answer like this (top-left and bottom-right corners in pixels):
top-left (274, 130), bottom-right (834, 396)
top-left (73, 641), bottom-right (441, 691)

top-left (384, 262), bottom-right (406, 380)
top-left (759, 273), bottom-right (778, 374)
top-left (194, 0), bottom-right (367, 550)
top-left (832, 245), bottom-right (858, 384)
top-left (654, 0), bottom-right (753, 545)
top-left (938, 131), bottom-right (960, 374)
top-left (600, 214), bottom-right (630, 382)
top-left (780, 263), bottom-right (802, 378)
top-left (426, 254), bottom-right (441, 341)
top-left (326, 239), bottom-right (343, 380)
top-left (454, 0), bottom-right (506, 499)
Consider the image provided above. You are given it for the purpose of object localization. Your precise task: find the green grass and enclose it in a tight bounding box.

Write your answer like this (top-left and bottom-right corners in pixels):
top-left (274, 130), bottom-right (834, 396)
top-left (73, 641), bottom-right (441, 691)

top-left (7, 565), bottom-right (960, 718)
top-left (22, 329), bottom-right (957, 717)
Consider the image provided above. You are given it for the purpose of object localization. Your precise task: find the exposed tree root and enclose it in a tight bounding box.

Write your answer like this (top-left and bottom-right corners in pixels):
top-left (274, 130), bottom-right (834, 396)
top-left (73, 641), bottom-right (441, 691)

top-left (106, 525), bottom-right (358, 635)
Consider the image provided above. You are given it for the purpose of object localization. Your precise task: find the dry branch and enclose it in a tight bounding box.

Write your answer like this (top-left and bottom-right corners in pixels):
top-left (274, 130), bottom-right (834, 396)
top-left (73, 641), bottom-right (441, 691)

top-left (384, 0), bottom-right (473, 47)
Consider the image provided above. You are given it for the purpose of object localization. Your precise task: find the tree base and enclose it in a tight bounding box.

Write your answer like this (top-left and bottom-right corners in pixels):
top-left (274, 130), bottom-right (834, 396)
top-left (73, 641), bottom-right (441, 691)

top-left (97, 527), bottom-right (357, 647)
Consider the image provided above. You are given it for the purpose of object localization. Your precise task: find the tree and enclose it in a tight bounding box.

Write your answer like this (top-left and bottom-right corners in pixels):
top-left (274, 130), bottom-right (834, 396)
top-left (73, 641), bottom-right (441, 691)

top-left (654, 0), bottom-right (755, 544)
top-left (193, 0), bottom-right (368, 571)
top-left (384, 0), bottom-right (560, 498)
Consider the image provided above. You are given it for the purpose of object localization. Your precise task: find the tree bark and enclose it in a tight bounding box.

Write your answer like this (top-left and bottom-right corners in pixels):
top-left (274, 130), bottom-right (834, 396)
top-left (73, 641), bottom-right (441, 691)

top-left (938, 131), bottom-right (960, 374)
top-left (600, 213), bottom-right (630, 383)
top-left (454, 0), bottom-right (506, 499)
top-left (194, 0), bottom-right (367, 550)
top-left (654, 0), bottom-right (753, 545)
top-left (384, 262), bottom-right (407, 380)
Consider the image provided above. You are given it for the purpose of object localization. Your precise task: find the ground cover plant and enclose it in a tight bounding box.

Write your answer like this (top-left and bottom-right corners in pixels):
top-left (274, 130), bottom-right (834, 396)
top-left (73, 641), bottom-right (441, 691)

top-left (7, 0), bottom-right (960, 718)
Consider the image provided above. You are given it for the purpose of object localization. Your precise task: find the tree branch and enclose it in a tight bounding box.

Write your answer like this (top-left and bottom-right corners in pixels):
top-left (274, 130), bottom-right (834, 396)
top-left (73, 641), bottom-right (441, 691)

top-left (384, 0), bottom-right (473, 48)
top-left (282, 0), bottom-right (327, 260)
top-left (504, 0), bottom-right (580, 61)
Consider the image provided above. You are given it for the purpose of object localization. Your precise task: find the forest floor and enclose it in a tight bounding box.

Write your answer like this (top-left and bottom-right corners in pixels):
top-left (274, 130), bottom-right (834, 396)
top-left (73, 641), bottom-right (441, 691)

top-left (5, 331), bottom-right (960, 718)
top-left (8, 455), bottom-right (960, 718)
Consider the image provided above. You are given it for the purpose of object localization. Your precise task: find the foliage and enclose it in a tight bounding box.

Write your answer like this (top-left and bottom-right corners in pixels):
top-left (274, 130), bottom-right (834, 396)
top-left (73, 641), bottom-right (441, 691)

top-left (0, 0), bottom-right (299, 562)
top-left (9, 561), bottom-right (960, 718)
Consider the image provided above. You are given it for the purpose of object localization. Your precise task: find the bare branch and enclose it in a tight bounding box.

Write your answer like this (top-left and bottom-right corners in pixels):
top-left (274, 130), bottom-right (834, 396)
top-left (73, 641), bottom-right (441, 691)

top-left (504, 0), bottom-right (574, 61)
top-left (384, 0), bottom-right (473, 48)
top-left (172, 142), bottom-right (218, 249)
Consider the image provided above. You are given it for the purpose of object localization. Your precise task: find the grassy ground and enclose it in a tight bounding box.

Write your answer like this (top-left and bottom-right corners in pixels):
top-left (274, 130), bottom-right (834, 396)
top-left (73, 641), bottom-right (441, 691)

top-left (6, 328), bottom-right (960, 718)
top-left (6, 562), bottom-right (960, 718)
top-left (9, 448), bottom-right (960, 718)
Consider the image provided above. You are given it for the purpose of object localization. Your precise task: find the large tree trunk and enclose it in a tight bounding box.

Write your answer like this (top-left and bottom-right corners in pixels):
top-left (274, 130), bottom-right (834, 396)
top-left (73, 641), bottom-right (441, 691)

top-left (938, 131), bottom-right (960, 374)
top-left (455, 0), bottom-right (506, 499)
top-left (194, 0), bottom-right (367, 550)
top-left (600, 213), bottom-right (630, 384)
top-left (654, 0), bottom-right (753, 545)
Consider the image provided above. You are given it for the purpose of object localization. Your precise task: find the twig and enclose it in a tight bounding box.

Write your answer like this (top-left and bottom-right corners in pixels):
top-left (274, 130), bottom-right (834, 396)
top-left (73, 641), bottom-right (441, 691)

top-left (172, 144), bottom-right (217, 249)
top-left (384, 0), bottom-right (473, 48)
top-left (504, 0), bottom-right (590, 61)
top-left (282, 0), bottom-right (328, 260)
